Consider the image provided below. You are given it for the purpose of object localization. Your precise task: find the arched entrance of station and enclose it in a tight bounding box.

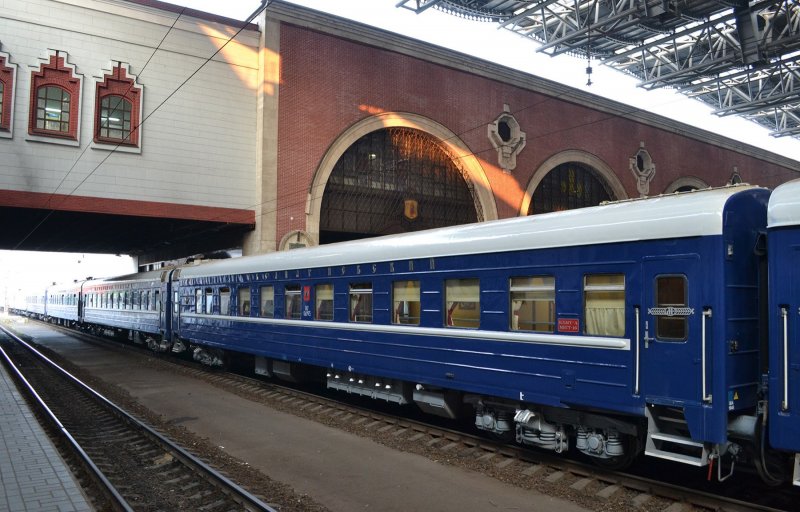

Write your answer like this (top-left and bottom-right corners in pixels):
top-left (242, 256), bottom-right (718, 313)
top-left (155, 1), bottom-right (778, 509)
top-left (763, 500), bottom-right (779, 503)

top-left (320, 127), bottom-right (481, 243)
top-left (307, 113), bottom-right (497, 246)
top-left (520, 150), bottom-right (627, 216)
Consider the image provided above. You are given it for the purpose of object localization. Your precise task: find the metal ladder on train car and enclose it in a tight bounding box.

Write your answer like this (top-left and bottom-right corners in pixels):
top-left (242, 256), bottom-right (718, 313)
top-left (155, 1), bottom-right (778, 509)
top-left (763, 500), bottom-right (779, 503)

top-left (645, 406), bottom-right (710, 466)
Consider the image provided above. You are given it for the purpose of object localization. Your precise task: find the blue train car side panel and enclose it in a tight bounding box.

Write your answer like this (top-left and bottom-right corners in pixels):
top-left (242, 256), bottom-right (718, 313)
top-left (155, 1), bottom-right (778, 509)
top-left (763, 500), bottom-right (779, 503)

top-left (768, 179), bottom-right (800, 455)
top-left (177, 186), bottom-right (770, 447)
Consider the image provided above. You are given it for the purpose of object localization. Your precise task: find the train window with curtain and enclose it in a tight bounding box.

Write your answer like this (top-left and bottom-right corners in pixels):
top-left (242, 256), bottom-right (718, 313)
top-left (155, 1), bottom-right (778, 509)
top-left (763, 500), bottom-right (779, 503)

top-left (445, 278), bottom-right (480, 328)
top-left (584, 274), bottom-right (625, 336)
top-left (204, 288), bottom-right (213, 314)
top-left (260, 286), bottom-right (274, 318)
top-left (195, 289), bottom-right (203, 314)
top-left (316, 284), bottom-right (334, 321)
top-left (285, 285), bottom-right (301, 319)
top-left (142, 291), bottom-right (149, 311)
top-left (220, 287), bottom-right (231, 316)
top-left (238, 288), bottom-right (251, 316)
top-left (655, 275), bottom-right (688, 341)
top-left (349, 283), bottom-right (373, 323)
top-left (393, 280), bottom-right (420, 325)
top-left (154, 291), bottom-right (161, 313)
top-left (133, 291), bottom-right (140, 310)
top-left (510, 276), bottom-right (555, 332)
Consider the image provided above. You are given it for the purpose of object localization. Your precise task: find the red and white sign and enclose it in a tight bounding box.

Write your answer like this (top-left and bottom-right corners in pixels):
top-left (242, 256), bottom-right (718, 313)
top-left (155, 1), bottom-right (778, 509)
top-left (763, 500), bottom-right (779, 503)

top-left (557, 318), bottom-right (580, 333)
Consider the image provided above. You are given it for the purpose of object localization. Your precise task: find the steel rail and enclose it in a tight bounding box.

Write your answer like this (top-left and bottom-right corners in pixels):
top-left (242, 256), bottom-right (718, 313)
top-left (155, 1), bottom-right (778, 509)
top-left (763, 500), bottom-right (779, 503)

top-left (0, 323), bottom-right (276, 512)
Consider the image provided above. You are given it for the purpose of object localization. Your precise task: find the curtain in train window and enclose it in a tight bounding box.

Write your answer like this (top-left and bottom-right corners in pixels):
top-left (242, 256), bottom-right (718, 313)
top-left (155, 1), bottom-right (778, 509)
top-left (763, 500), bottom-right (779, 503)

top-left (445, 278), bottom-right (480, 328)
top-left (349, 283), bottom-right (373, 323)
top-left (285, 285), bottom-right (301, 319)
top-left (393, 281), bottom-right (420, 325)
top-left (316, 284), bottom-right (334, 320)
top-left (510, 276), bottom-right (555, 332)
top-left (260, 286), bottom-right (274, 318)
top-left (195, 289), bottom-right (203, 314)
top-left (239, 288), bottom-right (251, 316)
top-left (584, 274), bottom-right (625, 336)
top-left (220, 287), bottom-right (231, 316)
top-left (655, 275), bottom-right (688, 341)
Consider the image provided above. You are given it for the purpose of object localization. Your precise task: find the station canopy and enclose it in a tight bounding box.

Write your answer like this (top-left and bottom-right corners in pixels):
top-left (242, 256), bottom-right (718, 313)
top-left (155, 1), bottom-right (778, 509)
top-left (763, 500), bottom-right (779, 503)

top-left (397, 0), bottom-right (800, 139)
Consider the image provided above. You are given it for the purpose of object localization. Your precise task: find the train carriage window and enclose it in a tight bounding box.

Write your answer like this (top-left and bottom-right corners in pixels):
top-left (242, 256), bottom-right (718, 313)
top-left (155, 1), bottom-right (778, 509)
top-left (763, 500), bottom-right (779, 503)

top-left (349, 283), bottom-right (373, 323)
top-left (238, 288), bottom-right (251, 316)
top-left (655, 276), bottom-right (688, 341)
top-left (510, 276), bottom-right (555, 332)
top-left (154, 290), bottom-right (161, 313)
top-left (195, 289), bottom-right (203, 314)
top-left (584, 274), bottom-right (625, 337)
top-left (445, 278), bottom-right (480, 328)
top-left (260, 286), bottom-right (274, 318)
top-left (285, 285), bottom-right (301, 320)
top-left (142, 291), bottom-right (149, 311)
top-left (220, 287), bottom-right (231, 316)
top-left (204, 288), bottom-right (213, 315)
top-left (133, 291), bottom-right (140, 310)
top-left (316, 284), bottom-right (334, 321)
top-left (393, 281), bottom-right (420, 325)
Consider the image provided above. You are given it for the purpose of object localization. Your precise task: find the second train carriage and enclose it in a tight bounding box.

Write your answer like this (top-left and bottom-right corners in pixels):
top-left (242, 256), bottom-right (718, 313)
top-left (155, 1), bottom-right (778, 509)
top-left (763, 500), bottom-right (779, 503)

top-left (767, 178), bottom-right (800, 486)
top-left (81, 269), bottom-right (166, 348)
top-left (173, 185), bottom-right (771, 470)
top-left (43, 282), bottom-right (82, 326)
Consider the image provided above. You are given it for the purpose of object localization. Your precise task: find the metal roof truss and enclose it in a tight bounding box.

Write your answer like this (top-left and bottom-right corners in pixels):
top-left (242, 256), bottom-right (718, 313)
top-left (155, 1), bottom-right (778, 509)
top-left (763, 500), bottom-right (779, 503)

top-left (397, 0), bottom-right (800, 138)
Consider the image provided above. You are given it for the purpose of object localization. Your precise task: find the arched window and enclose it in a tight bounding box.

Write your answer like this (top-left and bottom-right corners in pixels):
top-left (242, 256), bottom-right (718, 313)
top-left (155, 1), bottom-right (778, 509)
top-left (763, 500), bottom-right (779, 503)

top-left (528, 162), bottom-right (614, 215)
top-left (94, 63), bottom-right (142, 147)
top-left (98, 95), bottom-right (132, 141)
top-left (35, 86), bottom-right (71, 133)
top-left (28, 52), bottom-right (81, 141)
top-left (0, 53), bottom-right (17, 134)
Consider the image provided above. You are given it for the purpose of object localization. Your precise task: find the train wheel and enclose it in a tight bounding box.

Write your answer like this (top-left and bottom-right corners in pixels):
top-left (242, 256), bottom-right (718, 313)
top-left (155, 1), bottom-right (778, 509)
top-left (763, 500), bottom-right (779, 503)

top-left (590, 433), bottom-right (640, 471)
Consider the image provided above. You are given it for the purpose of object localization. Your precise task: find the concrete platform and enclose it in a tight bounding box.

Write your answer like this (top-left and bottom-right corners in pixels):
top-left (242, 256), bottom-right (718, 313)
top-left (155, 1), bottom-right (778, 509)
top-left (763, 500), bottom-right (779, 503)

top-left (12, 320), bottom-right (595, 512)
top-left (0, 353), bottom-right (94, 512)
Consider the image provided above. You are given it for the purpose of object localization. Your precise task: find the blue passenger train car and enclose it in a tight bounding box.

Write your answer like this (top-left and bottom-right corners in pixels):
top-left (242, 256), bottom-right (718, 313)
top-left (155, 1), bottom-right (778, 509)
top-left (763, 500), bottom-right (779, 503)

top-left (44, 282), bottom-right (82, 326)
top-left (174, 185), bottom-right (770, 470)
top-left (767, 179), bottom-right (800, 486)
top-left (18, 183), bottom-right (800, 484)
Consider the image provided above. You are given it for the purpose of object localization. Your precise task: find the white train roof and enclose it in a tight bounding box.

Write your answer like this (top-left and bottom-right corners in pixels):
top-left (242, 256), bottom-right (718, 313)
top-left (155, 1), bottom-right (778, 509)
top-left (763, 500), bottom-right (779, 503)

top-left (180, 185), bottom-right (762, 279)
top-left (768, 179), bottom-right (800, 229)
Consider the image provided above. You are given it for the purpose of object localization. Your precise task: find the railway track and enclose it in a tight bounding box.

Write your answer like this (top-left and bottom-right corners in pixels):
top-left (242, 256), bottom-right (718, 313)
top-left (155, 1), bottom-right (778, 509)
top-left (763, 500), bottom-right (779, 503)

top-left (0, 324), bottom-right (277, 512)
top-left (7, 318), bottom-right (798, 512)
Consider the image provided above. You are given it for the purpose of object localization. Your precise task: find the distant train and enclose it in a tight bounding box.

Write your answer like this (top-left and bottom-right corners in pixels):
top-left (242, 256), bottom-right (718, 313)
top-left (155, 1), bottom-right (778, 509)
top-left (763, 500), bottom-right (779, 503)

top-left (13, 180), bottom-right (800, 487)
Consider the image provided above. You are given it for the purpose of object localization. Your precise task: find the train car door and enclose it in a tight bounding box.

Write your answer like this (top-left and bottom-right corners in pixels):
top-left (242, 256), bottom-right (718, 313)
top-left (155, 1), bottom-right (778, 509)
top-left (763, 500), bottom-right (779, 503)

top-left (770, 244), bottom-right (800, 456)
top-left (639, 255), bottom-right (703, 404)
